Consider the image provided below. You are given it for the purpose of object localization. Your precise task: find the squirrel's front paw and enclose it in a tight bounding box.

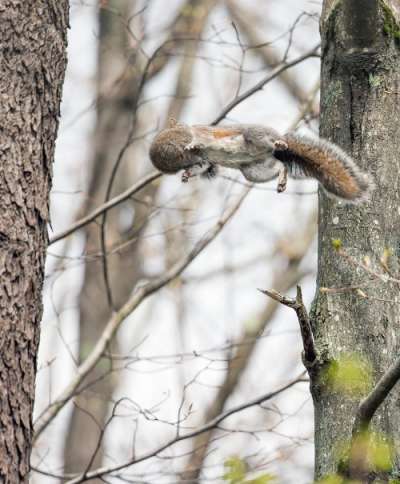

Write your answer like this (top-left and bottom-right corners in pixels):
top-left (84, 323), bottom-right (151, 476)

top-left (184, 141), bottom-right (203, 151)
top-left (181, 170), bottom-right (191, 183)
top-left (274, 139), bottom-right (289, 151)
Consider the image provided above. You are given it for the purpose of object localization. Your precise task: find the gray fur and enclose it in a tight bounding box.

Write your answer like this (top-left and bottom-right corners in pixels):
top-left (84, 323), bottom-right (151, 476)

top-left (149, 124), bottom-right (374, 203)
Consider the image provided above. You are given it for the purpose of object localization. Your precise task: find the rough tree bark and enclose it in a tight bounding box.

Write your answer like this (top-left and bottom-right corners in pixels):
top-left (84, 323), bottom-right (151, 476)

top-left (0, 1), bottom-right (68, 482)
top-left (312, 0), bottom-right (400, 478)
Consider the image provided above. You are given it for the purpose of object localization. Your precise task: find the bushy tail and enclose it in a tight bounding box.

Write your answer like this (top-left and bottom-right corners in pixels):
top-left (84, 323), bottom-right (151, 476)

top-left (274, 134), bottom-right (375, 203)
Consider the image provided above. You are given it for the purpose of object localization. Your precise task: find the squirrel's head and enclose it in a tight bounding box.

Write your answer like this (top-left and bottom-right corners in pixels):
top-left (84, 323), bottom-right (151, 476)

top-left (149, 127), bottom-right (193, 174)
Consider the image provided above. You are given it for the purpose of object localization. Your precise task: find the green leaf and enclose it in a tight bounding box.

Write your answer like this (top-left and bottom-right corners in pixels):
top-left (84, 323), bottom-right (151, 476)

top-left (223, 457), bottom-right (275, 484)
top-left (244, 474), bottom-right (276, 484)
top-left (331, 239), bottom-right (342, 251)
top-left (223, 457), bottom-right (247, 483)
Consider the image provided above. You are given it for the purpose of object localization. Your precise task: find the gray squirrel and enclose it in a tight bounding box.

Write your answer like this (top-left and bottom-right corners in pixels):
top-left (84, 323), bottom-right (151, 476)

top-left (149, 118), bottom-right (374, 203)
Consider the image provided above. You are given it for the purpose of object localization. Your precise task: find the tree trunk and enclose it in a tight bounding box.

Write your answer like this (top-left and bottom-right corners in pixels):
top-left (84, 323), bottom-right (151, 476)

top-left (0, 1), bottom-right (68, 482)
top-left (313, 0), bottom-right (400, 478)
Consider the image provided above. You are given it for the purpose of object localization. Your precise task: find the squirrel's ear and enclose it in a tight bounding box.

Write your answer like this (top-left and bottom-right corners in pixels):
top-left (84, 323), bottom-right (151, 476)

top-left (167, 117), bottom-right (177, 128)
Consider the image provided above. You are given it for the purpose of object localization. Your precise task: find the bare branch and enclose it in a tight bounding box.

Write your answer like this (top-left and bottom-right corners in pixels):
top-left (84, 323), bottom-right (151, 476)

top-left (64, 374), bottom-right (307, 483)
top-left (337, 248), bottom-right (400, 286)
top-left (227, 0), bottom-right (308, 102)
top-left (353, 354), bottom-right (400, 435)
top-left (34, 188), bottom-right (251, 441)
top-left (342, 354), bottom-right (400, 480)
top-left (212, 44), bottom-right (320, 125)
top-left (99, 1), bottom-right (223, 309)
top-left (259, 285), bottom-right (317, 368)
top-left (49, 172), bottom-right (161, 246)
top-left (178, 205), bottom-right (317, 481)
top-left (179, 92), bottom-right (319, 478)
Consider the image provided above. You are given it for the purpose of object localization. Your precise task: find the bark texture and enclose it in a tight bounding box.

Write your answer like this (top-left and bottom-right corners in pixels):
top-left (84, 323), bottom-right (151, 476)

top-left (0, 1), bottom-right (68, 482)
top-left (313, 0), bottom-right (400, 478)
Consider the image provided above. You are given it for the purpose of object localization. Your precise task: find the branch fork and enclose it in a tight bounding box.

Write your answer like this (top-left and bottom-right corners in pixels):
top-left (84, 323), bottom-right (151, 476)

top-left (259, 285), bottom-right (317, 371)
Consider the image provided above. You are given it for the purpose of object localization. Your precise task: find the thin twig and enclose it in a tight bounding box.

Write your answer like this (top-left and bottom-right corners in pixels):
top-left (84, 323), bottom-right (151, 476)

top-left (212, 44), bottom-right (320, 125)
top-left (227, 0), bottom-right (314, 102)
top-left (34, 188), bottom-right (251, 441)
top-left (64, 374), bottom-right (307, 483)
top-left (49, 172), bottom-right (161, 246)
top-left (319, 281), bottom-right (375, 294)
top-left (181, 243), bottom-right (314, 481)
top-left (98, 28), bottom-right (202, 309)
top-left (338, 248), bottom-right (400, 286)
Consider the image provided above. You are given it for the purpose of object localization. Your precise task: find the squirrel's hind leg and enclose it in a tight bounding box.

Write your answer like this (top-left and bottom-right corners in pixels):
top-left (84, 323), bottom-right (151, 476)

top-left (239, 158), bottom-right (280, 183)
top-left (277, 166), bottom-right (288, 193)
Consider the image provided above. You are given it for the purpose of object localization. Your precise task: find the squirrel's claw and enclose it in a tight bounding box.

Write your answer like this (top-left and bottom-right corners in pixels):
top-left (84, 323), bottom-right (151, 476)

top-left (274, 139), bottom-right (289, 151)
top-left (277, 181), bottom-right (287, 193)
